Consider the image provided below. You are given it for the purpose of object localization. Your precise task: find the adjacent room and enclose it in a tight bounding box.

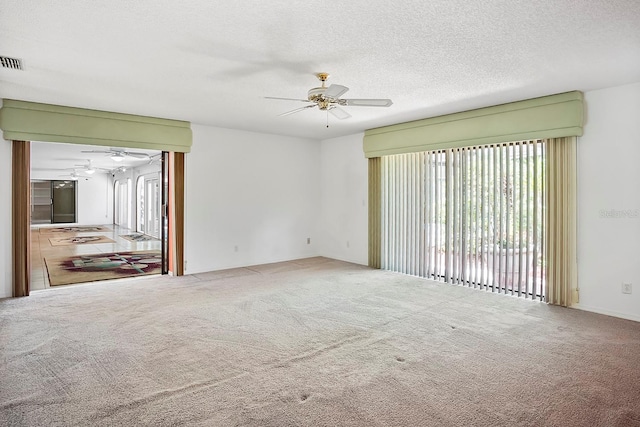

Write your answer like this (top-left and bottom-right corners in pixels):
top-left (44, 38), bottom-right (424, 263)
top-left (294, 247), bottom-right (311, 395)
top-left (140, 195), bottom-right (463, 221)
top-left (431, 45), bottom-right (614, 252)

top-left (1, 1), bottom-right (639, 426)
top-left (29, 141), bottom-right (165, 289)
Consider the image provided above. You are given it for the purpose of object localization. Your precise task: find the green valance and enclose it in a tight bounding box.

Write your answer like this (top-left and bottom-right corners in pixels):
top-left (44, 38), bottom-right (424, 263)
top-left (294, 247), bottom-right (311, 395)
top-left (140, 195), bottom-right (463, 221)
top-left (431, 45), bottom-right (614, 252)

top-left (0, 99), bottom-right (192, 152)
top-left (363, 91), bottom-right (583, 158)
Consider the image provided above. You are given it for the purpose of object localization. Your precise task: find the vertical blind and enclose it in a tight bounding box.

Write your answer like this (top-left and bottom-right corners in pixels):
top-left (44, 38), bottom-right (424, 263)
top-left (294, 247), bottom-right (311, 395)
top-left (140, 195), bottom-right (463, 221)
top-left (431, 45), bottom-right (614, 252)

top-left (380, 140), bottom-right (546, 299)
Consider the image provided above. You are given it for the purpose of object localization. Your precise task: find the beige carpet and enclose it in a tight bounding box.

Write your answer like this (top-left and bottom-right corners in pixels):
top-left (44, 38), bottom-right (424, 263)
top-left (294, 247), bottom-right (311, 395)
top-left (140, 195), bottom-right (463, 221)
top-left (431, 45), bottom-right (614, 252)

top-left (1, 257), bottom-right (639, 426)
top-left (48, 235), bottom-right (116, 246)
top-left (44, 251), bottom-right (162, 286)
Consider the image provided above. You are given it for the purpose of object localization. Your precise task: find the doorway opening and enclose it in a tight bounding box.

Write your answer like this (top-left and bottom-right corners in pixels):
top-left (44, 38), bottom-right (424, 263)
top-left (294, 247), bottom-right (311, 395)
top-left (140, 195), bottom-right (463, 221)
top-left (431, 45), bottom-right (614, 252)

top-left (29, 141), bottom-right (166, 290)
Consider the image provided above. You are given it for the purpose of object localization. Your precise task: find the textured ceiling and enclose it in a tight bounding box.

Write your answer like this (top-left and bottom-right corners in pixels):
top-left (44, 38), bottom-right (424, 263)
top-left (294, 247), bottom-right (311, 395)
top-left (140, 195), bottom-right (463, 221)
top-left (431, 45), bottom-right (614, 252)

top-left (1, 0), bottom-right (640, 140)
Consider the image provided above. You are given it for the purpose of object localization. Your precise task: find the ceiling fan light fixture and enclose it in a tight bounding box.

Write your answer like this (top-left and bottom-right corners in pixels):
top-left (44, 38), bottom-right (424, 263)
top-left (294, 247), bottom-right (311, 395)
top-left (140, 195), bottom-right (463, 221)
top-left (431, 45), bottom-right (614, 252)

top-left (85, 168), bottom-right (96, 175)
top-left (111, 153), bottom-right (124, 162)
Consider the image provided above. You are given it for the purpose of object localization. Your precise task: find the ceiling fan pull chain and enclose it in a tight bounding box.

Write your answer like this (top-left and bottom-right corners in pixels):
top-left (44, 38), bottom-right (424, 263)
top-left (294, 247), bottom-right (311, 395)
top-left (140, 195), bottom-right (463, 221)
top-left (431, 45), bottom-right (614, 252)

top-left (326, 110), bottom-right (329, 128)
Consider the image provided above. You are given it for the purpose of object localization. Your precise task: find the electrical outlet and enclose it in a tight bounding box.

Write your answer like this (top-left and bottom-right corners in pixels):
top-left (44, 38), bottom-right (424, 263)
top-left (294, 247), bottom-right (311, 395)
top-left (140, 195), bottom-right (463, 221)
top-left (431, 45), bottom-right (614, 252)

top-left (307, 237), bottom-right (311, 244)
top-left (622, 283), bottom-right (632, 294)
top-left (346, 240), bottom-right (350, 248)
top-left (234, 245), bottom-right (239, 252)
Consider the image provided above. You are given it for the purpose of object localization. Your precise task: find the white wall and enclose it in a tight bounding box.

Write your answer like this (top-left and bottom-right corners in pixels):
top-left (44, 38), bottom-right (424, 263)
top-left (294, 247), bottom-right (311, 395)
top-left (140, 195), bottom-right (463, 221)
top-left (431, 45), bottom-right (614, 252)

top-left (30, 171), bottom-right (113, 225)
top-left (1, 140), bottom-right (12, 299)
top-left (184, 124), bottom-right (320, 274)
top-left (78, 173), bottom-right (113, 225)
top-left (134, 163), bottom-right (162, 180)
top-left (319, 133), bottom-right (368, 265)
top-left (575, 82), bottom-right (640, 321)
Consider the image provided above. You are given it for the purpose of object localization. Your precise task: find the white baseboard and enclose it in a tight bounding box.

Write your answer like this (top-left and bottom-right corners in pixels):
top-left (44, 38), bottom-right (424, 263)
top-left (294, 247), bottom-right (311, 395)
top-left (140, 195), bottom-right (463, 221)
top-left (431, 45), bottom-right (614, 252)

top-left (572, 304), bottom-right (640, 323)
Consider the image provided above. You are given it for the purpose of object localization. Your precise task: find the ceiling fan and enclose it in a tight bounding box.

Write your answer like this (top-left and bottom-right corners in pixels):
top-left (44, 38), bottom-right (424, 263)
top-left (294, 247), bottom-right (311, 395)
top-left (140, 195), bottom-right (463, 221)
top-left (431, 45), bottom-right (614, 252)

top-left (80, 148), bottom-right (150, 162)
top-left (110, 166), bottom-right (128, 174)
top-left (265, 73), bottom-right (393, 120)
top-left (59, 169), bottom-right (91, 180)
top-left (74, 159), bottom-right (109, 175)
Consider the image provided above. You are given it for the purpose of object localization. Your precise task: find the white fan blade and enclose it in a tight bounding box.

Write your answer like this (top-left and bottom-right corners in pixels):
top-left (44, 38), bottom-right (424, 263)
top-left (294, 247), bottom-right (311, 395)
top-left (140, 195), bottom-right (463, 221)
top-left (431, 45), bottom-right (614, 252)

top-left (278, 105), bottom-right (317, 117)
top-left (328, 106), bottom-right (351, 120)
top-left (81, 150), bottom-right (112, 154)
top-left (125, 152), bottom-right (150, 159)
top-left (343, 98), bottom-right (393, 107)
top-left (265, 96), bottom-right (313, 103)
top-left (324, 84), bottom-right (349, 99)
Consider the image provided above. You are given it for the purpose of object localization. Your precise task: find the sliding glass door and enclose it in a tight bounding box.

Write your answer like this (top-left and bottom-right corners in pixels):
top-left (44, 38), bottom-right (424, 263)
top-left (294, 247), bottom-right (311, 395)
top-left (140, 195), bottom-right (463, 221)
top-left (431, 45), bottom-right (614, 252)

top-left (381, 140), bottom-right (546, 299)
top-left (30, 180), bottom-right (77, 224)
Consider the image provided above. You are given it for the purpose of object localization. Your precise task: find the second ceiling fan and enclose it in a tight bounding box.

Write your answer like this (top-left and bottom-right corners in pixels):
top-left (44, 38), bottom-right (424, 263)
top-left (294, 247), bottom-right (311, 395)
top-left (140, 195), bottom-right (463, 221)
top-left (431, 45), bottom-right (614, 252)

top-left (266, 73), bottom-right (393, 120)
top-left (81, 148), bottom-right (150, 162)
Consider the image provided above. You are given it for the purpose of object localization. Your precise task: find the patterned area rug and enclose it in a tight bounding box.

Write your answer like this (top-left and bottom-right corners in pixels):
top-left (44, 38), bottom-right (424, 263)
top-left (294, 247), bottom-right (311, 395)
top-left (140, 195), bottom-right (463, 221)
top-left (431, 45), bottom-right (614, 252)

top-left (45, 251), bottom-right (162, 286)
top-left (49, 235), bottom-right (116, 246)
top-left (40, 226), bottom-right (112, 234)
top-left (120, 234), bottom-right (159, 242)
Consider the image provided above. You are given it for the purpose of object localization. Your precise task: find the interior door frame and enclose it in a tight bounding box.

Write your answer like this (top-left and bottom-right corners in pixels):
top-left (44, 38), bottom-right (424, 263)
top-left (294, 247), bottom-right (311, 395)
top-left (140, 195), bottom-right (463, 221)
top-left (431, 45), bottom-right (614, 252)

top-left (161, 151), bottom-right (169, 275)
top-left (11, 140), bottom-right (185, 297)
top-left (12, 141), bottom-right (30, 297)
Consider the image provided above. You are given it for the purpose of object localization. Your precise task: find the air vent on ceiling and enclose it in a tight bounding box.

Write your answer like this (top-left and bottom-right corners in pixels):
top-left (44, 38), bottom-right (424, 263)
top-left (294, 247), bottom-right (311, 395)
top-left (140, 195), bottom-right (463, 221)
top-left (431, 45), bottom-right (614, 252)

top-left (0, 56), bottom-right (24, 70)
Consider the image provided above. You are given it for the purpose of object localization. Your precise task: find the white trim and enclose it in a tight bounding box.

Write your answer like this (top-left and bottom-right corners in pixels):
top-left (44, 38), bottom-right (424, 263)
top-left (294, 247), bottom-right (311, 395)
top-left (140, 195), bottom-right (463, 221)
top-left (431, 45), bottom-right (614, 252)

top-left (571, 303), bottom-right (640, 323)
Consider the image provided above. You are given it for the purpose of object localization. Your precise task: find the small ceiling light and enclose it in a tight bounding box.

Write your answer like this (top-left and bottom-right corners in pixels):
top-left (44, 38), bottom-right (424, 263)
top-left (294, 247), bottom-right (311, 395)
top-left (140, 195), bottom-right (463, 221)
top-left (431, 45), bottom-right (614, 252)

top-left (85, 168), bottom-right (96, 175)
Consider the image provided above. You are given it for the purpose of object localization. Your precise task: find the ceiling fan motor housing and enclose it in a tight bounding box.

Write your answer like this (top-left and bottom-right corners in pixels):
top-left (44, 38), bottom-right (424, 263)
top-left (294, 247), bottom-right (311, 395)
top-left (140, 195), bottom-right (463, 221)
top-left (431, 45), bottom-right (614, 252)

top-left (308, 87), bottom-right (326, 100)
top-left (308, 86), bottom-right (335, 110)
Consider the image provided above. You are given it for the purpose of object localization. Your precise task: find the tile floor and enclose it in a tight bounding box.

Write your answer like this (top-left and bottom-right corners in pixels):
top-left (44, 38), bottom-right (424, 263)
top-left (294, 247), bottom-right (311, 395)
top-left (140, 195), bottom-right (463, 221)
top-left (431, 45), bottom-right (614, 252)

top-left (30, 224), bottom-right (162, 291)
